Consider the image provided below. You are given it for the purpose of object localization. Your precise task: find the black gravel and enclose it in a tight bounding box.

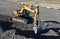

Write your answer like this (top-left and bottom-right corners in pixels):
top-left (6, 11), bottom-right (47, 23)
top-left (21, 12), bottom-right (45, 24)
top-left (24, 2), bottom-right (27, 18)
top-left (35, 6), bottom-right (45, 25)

top-left (0, 14), bottom-right (60, 39)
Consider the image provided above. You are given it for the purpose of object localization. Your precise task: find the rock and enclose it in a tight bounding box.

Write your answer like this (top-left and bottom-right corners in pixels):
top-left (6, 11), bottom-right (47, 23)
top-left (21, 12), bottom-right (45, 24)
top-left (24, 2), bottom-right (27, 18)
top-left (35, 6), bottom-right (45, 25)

top-left (58, 30), bottom-right (60, 32)
top-left (41, 29), bottom-right (59, 36)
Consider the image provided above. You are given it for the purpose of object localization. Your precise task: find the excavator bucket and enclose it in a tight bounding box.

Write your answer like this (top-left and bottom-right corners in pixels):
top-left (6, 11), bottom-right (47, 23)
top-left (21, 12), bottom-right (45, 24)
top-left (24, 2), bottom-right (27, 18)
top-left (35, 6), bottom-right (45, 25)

top-left (33, 26), bottom-right (44, 34)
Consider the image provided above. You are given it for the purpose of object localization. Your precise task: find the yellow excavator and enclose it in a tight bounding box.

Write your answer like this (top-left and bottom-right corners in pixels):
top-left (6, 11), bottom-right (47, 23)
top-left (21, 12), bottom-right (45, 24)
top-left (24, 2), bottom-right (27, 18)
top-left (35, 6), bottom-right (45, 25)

top-left (11, 4), bottom-right (39, 34)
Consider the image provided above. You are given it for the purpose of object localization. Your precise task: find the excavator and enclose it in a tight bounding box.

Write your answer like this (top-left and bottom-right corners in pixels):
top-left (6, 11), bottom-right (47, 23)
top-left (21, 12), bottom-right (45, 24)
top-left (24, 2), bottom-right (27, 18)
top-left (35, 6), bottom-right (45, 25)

top-left (11, 4), bottom-right (41, 34)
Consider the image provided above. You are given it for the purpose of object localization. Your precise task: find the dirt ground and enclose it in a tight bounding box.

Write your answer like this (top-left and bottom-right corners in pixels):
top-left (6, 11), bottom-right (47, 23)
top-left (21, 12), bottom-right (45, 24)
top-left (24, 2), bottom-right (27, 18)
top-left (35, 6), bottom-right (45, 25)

top-left (5, 0), bottom-right (60, 9)
top-left (0, 0), bottom-right (60, 39)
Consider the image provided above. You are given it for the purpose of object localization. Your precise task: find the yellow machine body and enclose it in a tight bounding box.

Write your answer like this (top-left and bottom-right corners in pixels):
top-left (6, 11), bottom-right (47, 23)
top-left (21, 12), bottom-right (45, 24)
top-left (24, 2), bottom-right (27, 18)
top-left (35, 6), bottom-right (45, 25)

top-left (13, 4), bottom-right (39, 28)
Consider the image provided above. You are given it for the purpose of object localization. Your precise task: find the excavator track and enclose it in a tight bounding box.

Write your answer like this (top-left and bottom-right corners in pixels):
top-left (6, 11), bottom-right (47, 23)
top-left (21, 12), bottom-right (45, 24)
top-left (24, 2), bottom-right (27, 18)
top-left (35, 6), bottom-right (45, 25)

top-left (12, 16), bottom-right (28, 24)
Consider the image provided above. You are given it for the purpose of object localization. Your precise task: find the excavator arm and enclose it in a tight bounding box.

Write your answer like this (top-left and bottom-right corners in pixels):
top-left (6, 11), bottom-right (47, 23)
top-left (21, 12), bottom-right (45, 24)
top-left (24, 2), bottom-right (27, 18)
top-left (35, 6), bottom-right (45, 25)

top-left (13, 4), bottom-right (39, 34)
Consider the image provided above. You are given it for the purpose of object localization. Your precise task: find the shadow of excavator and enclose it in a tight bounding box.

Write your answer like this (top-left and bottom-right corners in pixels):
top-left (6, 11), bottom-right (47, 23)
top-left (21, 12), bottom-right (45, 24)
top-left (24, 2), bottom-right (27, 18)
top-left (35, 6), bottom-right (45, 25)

top-left (43, 21), bottom-right (60, 24)
top-left (0, 20), bottom-right (60, 39)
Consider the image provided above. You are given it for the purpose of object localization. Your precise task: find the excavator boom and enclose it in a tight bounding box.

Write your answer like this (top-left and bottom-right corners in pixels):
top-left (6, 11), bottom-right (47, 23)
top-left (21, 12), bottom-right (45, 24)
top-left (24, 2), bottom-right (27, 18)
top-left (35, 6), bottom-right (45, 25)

top-left (12, 4), bottom-right (39, 34)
